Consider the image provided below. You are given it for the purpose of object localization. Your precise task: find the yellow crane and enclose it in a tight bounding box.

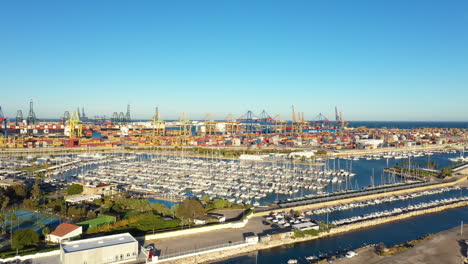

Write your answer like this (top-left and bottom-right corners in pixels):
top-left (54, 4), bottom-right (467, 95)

top-left (179, 112), bottom-right (191, 145)
top-left (0, 135), bottom-right (5, 148)
top-left (70, 110), bottom-right (83, 138)
top-left (204, 113), bottom-right (216, 135)
top-left (225, 113), bottom-right (240, 134)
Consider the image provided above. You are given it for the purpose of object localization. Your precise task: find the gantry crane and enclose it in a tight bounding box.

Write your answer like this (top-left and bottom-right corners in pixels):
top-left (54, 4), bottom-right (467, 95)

top-left (225, 113), bottom-right (240, 134)
top-left (150, 107), bottom-right (165, 145)
top-left (70, 110), bottom-right (83, 138)
top-left (178, 112), bottom-right (191, 145)
top-left (204, 113), bottom-right (216, 135)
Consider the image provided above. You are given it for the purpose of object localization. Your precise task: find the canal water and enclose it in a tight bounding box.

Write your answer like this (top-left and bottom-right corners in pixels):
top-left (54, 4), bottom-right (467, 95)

top-left (210, 206), bottom-right (468, 264)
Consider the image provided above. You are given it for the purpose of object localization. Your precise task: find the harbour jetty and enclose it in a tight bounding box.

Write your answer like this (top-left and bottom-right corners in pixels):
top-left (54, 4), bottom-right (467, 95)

top-left (259, 175), bottom-right (467, 216)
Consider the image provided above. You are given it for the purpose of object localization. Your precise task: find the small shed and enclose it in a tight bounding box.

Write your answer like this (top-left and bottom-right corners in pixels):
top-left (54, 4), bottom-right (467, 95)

top-left (47, 223), bottom-right (82, 243)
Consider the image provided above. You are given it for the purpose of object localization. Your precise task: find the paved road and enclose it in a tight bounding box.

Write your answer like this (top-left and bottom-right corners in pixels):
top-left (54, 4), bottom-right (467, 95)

top-left (146, 215), bottom-right (271, 258)
top-left (31, 255), bottom-right (60, 264)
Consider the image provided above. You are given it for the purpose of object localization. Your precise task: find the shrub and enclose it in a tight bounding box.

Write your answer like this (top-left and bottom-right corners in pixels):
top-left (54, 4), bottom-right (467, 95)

top-left (67, 184), bottom-right (83, 195)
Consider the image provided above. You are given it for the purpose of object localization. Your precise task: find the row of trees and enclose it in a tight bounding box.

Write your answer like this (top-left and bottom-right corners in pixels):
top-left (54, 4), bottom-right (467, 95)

top-left (87, 195), bottom-right (243, 232)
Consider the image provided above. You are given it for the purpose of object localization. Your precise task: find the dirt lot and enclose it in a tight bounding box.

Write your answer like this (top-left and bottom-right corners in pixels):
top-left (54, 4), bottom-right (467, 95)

top-left (333, 224), bottom-right (468, 264)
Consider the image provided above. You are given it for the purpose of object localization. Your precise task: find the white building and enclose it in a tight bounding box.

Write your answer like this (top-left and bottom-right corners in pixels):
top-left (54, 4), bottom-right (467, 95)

top-left (288, 151), bottom-right (315, 159)
top-left (244, 235), bottom-right (259, 243)
top-left (239, 154), bottom-right (268, 161)
top-left (356, 139), bottom-right (384, 149)
top-left (66, 194), bottom-right (102, 204)
top-left (193, 219), bottom-right (206, 225)
top-left (232, 138), bottom-right (241, 146)
top-left (60, 233), bottom-right (139, 264)
top-left (292, 222), bottom-right (319, 231)
top-left (47, 223), bottom-right (82, 243)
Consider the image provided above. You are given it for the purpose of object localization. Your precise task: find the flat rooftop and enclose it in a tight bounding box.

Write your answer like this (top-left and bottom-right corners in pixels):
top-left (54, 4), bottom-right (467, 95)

top-left (61, 233), bottom-right (137, 254)
top-left (292, 222), bottom-right (318, 228)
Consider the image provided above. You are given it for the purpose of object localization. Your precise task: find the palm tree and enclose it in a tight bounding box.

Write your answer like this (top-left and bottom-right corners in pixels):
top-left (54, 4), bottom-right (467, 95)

top-left (0, 213), bottom-right (5, 234)
top-left (1, 196), bottom-right (10, 210)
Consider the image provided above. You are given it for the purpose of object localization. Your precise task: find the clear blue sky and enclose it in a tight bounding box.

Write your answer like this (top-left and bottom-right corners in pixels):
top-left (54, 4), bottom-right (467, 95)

top-left (1, 1), bottom-right (467, 121)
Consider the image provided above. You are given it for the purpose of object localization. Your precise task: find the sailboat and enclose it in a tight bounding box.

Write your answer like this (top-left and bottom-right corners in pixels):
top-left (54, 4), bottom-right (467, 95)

top-left (449, 148), bottom-right (467, 162)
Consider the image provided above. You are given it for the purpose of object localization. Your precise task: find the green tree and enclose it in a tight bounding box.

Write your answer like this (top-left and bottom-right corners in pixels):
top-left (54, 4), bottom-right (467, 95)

top-left (441, 167), bottom-right (452, 177)
top-left (200, 195), bottom-right (211, 203)
top-left (170, 204), bottom-right (179, 218)
top-left (151, 203), bottom-right (170, 216)
top-left (2, 196), bottom-right (10, 210)
top-left (12, 228), bottom-right (40, 249)
top-left (53, 205), bottom-right (62, 213)
top-left (316, 150), bottom-right (327, 155)
top-left (42, 226), bottom-right (50, 237)
top-left (23, 199), bottom-right (35, 209)
top-left (174, 199), bottom-right (205, 224)
top-left (35, 172), bottom-right (46, 183)
top-left (66, 184), bottom-right (83, 195)
top-left (67, 206), bottom-right (86, 219)
top-left (12, 185), bottom-right (26, 197)
top-left (0, 213), bottom-right (5, 234)
top-left (87, 210), bottom-right (97, 219)
top-left (103, 199), bottom-right (114, 208)
top-left (209, 199), bottom-right (229, 210)
top-left (31, 183), bottom-right (41, 200)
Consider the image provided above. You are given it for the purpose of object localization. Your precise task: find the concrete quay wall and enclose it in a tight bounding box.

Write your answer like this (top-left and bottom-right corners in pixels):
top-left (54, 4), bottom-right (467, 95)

top-left (335, 144), bottom-right (457, 156)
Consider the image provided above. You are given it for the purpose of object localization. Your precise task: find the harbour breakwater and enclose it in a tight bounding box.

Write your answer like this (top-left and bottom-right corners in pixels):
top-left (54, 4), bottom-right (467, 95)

top-left (258, 175), bottom-right (468, 216)
top-left (336, 144), bottom-right (459, 156)
top-left (158, 200), bottom-right (468, 264)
